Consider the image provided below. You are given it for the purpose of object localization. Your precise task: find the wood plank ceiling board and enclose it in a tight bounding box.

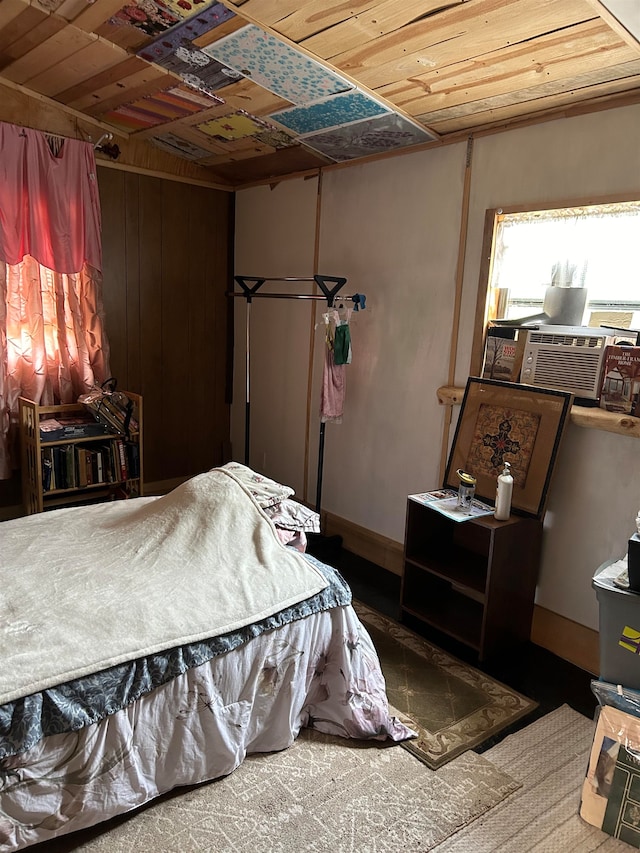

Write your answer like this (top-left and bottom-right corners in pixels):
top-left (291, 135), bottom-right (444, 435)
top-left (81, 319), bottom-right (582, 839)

top-left (422, 68), bottom-right (640, 133)
top-left (275, 0), bottom-right (469, 45)
top-left (0, 15), bottom-right (66, 77)
top-left (54, 0), bottom-right (106, 22)
top-left (0, 14), bottom-right (67, 73)
top-left (230, 0), bottom-right (373, 37)
top-left (25, 35), bottom-right (128, 97)
top-left (0, 22), bottom-right (98, 85)
top-left (305, 0), bottom-right (596, 83)
top-left (55, 55), bottom-right (149, 106)
top-left (193, 15), bottom-right (246, 47)
top-left (94, 20), bottom-right (154, 53)
top-left (0, 0), bottom-right (35, 32)
top-left (209, 144), bottom-right (329, 184)
top-left (202, 77), bottom-right (292, 115)
top-left (67, 0), bottom-right (138, 33)
top-left (83, 71), bottom-right (180, 117)
top-left (376, 20), bottom-right (635, 118)
top-left (0, 5), bottom-right (49, 56)
top-left (0, 0), bottom-right (639, 185)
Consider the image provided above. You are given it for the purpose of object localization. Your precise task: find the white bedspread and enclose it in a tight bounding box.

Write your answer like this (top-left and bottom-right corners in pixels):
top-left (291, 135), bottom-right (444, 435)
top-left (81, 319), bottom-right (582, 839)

top-left (0, 469), bottom-right (328, 705)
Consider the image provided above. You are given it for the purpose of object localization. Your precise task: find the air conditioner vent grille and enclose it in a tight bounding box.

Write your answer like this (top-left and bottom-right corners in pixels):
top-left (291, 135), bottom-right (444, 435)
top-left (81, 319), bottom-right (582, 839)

top-left (527, 332), bottom-right (605, 348)
top-left (533, 351), bottom-right (604, 392)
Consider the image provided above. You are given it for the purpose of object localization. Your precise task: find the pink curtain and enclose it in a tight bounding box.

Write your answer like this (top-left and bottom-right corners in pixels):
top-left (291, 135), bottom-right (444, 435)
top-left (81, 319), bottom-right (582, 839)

top-left (0, 122), bottom-right (110, 479)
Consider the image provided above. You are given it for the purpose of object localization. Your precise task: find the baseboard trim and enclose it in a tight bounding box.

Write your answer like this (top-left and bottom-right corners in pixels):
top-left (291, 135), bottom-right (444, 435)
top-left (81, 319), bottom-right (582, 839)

top-left (0, 503), bottom-right (24, 521)
top-left (322, 511), bottom-right (600, 674)
top-left (531, 605), bottom-right (599, 676)
top-left (322, 512), bottom-right (404, 576)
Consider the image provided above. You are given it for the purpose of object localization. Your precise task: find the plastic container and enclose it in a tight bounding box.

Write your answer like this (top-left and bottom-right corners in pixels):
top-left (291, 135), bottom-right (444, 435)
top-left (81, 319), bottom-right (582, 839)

top-left (593, 560), bottom-right (640, 690)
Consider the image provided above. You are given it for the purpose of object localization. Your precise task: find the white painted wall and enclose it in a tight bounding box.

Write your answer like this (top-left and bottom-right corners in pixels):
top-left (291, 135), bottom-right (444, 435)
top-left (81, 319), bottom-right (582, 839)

top-left (234, 103), bottom-right (640, 632)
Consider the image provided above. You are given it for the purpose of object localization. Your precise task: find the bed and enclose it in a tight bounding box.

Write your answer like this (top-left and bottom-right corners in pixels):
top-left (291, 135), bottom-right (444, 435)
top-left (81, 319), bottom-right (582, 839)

top-left (0, 463), bottom-right (414, 851)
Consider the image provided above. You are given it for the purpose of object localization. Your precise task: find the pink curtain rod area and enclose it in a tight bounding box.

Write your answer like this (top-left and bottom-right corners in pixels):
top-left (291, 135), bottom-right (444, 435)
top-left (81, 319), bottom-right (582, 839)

top-left (0, 122), bottom-right (102, 274)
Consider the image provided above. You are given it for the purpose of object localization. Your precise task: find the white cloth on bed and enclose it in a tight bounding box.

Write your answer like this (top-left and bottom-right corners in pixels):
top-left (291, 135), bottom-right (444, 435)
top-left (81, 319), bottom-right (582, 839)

top-left (0, 468), bottom-right (329, 705)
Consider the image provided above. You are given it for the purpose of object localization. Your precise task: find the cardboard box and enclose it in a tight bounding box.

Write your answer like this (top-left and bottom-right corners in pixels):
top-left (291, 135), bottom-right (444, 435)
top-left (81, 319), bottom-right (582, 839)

top-left (599, 346), bottom-right (640, 416)
top-left (581, 704), bottom-right (640, 846)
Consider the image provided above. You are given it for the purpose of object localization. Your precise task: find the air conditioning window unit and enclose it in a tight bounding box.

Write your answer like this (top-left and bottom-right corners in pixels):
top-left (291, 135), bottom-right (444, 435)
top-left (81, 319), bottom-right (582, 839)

top-left (520, 325), bottom-right (617, 400)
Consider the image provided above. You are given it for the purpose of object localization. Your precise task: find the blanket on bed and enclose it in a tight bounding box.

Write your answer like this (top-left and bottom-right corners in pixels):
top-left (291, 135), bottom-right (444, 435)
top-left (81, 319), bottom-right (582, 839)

top-left (0, 468), bottom-right (329, 705)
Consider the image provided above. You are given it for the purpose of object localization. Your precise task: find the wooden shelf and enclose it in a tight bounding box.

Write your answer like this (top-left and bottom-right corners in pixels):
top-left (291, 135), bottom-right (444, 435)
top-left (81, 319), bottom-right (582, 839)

top-left (401, 496), bottom-right (542, 660)
top-left (437, 385), bottom-right (640, 439)
top-left (19, 394), bottom-right (143, 514)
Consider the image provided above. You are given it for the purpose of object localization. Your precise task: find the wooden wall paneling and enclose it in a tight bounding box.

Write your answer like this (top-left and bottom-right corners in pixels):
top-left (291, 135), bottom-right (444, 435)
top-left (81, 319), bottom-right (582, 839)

top-left (187, 186), bottom-right (232, 474)
top-left (212, 192), bottom-right (234, 467)
top-left (160, 180), bottom-right (192, 480)
top-left (124, 172), bottom-right (142, 393)
top-left (137, 175), bottom-right (164, 485)
top-left (185, 184), bottom-right (215, 476)
top-left (98, 169), bottom-right (129, 387)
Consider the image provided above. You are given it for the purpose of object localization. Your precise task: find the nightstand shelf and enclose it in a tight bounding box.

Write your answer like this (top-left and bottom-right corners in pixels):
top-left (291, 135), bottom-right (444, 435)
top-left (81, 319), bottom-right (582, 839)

top-left (401, 495), bottom-right (542, 660)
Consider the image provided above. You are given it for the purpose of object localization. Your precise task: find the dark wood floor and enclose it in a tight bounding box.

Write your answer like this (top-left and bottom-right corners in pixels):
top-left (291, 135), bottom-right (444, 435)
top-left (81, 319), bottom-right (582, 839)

top-left (307, 537), bottom-right (598, 731)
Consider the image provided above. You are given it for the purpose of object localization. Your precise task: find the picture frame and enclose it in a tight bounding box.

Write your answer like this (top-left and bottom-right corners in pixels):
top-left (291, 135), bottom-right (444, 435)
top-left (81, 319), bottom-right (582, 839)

top-left (444, 378), bottom-right (573, 519)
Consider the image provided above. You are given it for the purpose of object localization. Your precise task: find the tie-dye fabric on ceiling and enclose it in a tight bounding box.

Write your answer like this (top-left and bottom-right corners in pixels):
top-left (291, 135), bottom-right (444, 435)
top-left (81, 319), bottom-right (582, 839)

top-left (301, 113), bottom-right (436, 162)
top-left (151, 46), bottom-right (241, 97)
top-left (271, 91), bottom-right (390, 136)
top-left (151, 133), bottom-right (213, 160)
top-left (109, 0), bottom-right (180, 35)
top-left (137, 2), bottom-right (236, 63)
top-left (104, 86), bottom-right (221, 132)
top-left (197, 112), bottom-right (270, 141)
top-left (202, 25), bottom-right (353, 106)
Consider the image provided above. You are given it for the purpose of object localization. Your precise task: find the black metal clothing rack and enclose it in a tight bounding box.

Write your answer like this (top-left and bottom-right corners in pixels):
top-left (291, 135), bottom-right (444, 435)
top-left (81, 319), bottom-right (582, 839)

top-left (230, 275), bottom-right (360, 515)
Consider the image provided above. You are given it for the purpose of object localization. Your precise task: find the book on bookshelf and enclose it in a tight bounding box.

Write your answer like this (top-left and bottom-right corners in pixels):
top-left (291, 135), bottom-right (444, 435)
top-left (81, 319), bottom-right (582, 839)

top-left (20, 393), bottom-right (143, 513)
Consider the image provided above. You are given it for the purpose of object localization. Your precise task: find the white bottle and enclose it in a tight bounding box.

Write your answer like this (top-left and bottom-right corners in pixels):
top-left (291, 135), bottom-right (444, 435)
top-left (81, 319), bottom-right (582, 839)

top-left (494, 462), bottom-right (513, 521)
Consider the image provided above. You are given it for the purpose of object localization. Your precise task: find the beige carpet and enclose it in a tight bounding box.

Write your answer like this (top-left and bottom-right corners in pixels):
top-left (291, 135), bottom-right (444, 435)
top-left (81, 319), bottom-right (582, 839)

top-left (434, 704), bottom-right (630, 852)
top-left (354, 601), bottom-right (538, 769)
top-left (40, 731), bottom-right (519, 852)
top-left (40, 705), bottom-right (627, 852)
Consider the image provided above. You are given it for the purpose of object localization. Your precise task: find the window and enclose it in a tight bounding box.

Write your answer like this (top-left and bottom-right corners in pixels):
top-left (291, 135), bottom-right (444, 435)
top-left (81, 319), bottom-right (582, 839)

top-left (471, 196), bottom-right (640, 376)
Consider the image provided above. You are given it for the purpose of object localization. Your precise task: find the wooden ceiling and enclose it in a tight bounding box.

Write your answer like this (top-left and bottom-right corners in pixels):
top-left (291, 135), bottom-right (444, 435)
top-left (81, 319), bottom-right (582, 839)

top-left (1, 0), bottom-right (639, 189)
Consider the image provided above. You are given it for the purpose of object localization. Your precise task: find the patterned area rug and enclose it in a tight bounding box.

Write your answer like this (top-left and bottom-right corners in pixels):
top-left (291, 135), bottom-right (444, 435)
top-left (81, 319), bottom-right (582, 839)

top-left (39, 729), bottom-right (519, 853)
top-left (353, 601), bottom-right (538, 769)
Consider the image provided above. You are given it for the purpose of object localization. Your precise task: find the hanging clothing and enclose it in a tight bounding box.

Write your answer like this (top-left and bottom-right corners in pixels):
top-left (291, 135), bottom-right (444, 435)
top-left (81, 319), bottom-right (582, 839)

top-left (320, 305), bottom-right (353, 423)
top-left (320, 346), bottom-right (345, 424)
top-left (333, 322), bottom-right (351, 365)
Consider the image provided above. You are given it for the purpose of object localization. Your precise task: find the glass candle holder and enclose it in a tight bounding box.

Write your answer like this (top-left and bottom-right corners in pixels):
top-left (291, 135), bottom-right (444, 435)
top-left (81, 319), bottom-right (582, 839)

top-left (456, 469), bottom-right (476, 514)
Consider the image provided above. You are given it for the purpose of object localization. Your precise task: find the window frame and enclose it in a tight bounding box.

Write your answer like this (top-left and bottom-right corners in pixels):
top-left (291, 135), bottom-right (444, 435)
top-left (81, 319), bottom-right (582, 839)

top-left (470, 191), bottom-right (640, 379)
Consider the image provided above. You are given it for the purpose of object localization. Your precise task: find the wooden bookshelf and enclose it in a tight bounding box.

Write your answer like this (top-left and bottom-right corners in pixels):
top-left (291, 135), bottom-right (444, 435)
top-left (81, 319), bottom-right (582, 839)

top-left (401, 495), bottom-right (542, 661)
top-left (19, 393), bottom-right (143, 514)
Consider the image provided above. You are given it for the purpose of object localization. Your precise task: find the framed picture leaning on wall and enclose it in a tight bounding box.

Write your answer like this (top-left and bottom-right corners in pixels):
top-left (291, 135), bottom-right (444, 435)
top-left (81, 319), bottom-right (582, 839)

top-left (444, 378), bottom-right (573, 519)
